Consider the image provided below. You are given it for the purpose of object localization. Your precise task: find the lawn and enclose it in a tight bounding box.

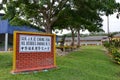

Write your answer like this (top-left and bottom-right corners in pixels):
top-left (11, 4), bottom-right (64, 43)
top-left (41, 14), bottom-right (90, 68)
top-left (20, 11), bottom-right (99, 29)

top-left (0, 46), bottom-right (120, 80)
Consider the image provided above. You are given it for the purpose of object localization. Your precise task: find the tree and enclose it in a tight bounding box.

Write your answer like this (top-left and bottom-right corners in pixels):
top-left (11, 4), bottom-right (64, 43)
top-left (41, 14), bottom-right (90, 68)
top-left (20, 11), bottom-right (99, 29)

top-left (0, 0), bottom-right (70, 33)
top-left (53, 6), bottom-right (77, 46)
top-left (73, 0), bottom-right (118, 46)
top-left (72, 0), bottom-right (104, 47)
top-left (116, 3), bottom-right (120, 18)
top-left (98, 0), bottom-right (118, 42)
top-left (53, 1), bottom-right (104, 47)
top-left (0, 0), bottom-right (118, 41)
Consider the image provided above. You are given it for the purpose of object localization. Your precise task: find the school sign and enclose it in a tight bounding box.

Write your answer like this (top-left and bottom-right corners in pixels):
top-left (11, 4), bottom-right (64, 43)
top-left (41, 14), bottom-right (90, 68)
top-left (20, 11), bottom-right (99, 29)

top-left (19, 35), bottom-right (51, 52)
top-left (11, 31), bottom-right (56, 73)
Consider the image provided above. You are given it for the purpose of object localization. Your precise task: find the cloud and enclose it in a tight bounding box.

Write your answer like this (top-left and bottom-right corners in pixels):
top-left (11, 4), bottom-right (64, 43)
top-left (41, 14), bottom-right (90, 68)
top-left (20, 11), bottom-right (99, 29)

top-left (102, 13), bottom-right (120, 33)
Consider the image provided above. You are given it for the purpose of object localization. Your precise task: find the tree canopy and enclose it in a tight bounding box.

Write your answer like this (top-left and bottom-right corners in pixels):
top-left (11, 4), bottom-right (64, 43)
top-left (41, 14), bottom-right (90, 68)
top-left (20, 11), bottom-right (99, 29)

top-left (0, 0), bottom-right (119, 34)
top-left (0, 0), bottom-right (69, 33)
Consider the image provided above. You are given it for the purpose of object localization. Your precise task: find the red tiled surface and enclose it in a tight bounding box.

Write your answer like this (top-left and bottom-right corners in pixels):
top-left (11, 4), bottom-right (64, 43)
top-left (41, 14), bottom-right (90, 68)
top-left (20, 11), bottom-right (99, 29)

top-left (13, 33), bottom-right (56, 73)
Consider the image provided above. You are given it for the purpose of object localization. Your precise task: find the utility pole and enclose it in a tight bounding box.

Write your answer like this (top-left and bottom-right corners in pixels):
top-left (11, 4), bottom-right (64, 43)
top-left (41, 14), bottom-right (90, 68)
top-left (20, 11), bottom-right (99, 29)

top-left (107, 15), bottom-right (110, 43)
top-left (5, 33), bottom-right (8, 51)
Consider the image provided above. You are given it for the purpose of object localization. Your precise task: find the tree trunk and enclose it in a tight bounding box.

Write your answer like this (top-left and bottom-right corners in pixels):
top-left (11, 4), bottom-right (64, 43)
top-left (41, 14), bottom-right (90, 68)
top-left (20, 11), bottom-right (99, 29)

top-left (71, 30), bottom-right (75, 46)
top-left (77, 30), bottom-right (80, 47)
top-left (60, 35), bottom-right (66, 46)
top-left (45, 25), bottom-right (52, 34)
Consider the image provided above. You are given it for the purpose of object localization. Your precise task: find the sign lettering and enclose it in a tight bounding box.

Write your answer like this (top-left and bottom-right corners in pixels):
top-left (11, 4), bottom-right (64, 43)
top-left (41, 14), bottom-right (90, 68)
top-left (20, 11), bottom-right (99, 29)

top-left (19, 35), bottom-right (51, 52)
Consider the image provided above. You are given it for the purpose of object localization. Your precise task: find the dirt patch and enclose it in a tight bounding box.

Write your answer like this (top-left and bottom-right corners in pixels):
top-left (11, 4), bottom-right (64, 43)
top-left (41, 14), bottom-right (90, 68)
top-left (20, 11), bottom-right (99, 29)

top-left (56, 48), bottom-right (80, 56)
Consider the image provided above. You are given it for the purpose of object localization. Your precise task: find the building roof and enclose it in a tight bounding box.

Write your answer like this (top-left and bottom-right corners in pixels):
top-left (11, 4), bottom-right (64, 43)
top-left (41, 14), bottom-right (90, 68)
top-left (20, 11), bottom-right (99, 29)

top-left (0, 13), bottom-right (4, 16)
top-left (114, 33), bottom-right (120, 37)
top-left (64, 36), bottom-right (108, 41)
top-left (0, 19), bottom-right (45, 34)
top-left (80, 36), bottom-right (108, 41)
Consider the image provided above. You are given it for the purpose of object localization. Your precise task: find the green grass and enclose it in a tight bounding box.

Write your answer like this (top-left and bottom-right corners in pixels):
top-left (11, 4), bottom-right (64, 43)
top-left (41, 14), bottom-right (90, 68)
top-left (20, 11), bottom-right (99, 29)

top-left (0, 46), bottom-right (120, 80)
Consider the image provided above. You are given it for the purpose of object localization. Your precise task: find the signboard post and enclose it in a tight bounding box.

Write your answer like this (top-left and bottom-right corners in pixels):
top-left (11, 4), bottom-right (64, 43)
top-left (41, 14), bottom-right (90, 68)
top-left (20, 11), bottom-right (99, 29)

top-left (11, 31), bottom-right (56, 73)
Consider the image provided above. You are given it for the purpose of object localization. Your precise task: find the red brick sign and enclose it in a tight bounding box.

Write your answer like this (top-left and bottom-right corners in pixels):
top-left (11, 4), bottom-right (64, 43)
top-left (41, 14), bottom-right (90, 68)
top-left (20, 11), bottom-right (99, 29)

top-left (11, 31), bottom-right (56, 73)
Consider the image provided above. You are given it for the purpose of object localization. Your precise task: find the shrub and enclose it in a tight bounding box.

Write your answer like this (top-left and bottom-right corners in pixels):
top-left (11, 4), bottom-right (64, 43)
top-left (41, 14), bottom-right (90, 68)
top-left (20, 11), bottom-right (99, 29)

top-left (103, 39), bottom-right (120, 65)
top-left (110, 39), bottom-right (120, 48)
top-left (103, 41), bottom-right (110, 48)
top-left (111, 48), bottom-right (120, 64)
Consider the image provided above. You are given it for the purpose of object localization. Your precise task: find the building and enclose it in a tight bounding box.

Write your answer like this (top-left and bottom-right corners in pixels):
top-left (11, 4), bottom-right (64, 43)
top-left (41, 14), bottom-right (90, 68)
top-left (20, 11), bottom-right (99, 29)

top-left (0, 13), bottom-right (45, 51)
top-left (113, 33), bottom-right (120, 38)
top-left (64, 36), bottom-right (108, 46)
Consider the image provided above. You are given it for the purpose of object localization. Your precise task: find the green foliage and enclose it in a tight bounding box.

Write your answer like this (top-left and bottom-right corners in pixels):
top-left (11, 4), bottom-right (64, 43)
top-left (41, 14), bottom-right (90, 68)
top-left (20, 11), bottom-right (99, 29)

top-left (103, 41), bottom-right (111, 48)
top-left (0, 0), bottom-right (70, 33)
top-left (111, 48), bottom-right (120, 64)
top-left (0, 0), bottom-right (119, 33)
top-left (101, 0), bottom-right (117, 16)
top-left (0, 41), bottom-right (4, 46)
top-left (116, 3), bottom-right (120, 18)
top-left (110, 39), bottom-right (120, 48)
top-left (9, 17), bottom-right (31, 26)
top-left (110, 39), bottom-right (120, 64)
top-left (103, 38), bottom-right (120, 64)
